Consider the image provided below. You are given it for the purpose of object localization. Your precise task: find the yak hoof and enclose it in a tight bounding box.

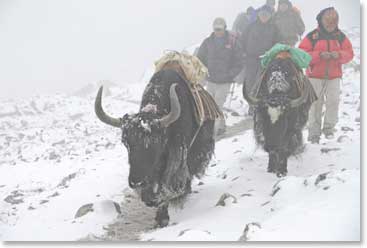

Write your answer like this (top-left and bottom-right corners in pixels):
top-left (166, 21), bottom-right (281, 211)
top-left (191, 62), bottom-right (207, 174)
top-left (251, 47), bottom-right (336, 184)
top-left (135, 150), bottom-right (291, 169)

top-left (155, 205), bottom-right (170, 228)
top-left (276, 171), bottom-right (287, 178)
top-left (156, 218), bottom-right (169, 228)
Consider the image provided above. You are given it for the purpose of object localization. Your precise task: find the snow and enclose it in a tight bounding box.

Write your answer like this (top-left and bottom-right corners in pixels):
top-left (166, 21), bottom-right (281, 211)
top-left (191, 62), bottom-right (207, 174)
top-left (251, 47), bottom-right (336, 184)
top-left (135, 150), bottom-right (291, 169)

top-left (0, 29), bottom-right (360, 241)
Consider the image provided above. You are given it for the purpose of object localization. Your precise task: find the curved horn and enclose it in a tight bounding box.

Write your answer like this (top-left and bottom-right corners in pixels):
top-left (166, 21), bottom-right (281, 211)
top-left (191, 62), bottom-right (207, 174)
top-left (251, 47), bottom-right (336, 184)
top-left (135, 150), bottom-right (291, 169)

top-left (242, 81), bottom-right (261, 105)
top-left (95, 86), bottom-right (123, 128)
top-left (289, 80), bottom-right (309, 108)
top-left (158, 84), bottom-right (181, 127)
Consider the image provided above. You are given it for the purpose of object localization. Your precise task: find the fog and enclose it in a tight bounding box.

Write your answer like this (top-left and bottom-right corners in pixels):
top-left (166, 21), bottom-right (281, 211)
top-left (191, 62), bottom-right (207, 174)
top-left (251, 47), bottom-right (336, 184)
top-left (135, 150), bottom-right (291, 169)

top-left (0, 0), bottom-right (360, 99)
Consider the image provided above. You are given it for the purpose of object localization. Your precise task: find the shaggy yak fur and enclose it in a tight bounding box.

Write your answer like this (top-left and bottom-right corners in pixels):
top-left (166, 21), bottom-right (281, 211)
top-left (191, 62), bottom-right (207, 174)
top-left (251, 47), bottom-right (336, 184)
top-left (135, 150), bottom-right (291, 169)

top-left (243, 57), bottom-right (315, 177)
top-left (95, 69), bottom-right (215, 227)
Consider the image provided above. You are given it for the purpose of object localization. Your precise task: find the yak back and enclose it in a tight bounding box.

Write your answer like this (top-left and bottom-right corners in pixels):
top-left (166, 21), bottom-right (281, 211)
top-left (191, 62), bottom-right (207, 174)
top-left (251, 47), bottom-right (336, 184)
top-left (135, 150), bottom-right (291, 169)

top-left (140, 69), bottom-right (199, 143)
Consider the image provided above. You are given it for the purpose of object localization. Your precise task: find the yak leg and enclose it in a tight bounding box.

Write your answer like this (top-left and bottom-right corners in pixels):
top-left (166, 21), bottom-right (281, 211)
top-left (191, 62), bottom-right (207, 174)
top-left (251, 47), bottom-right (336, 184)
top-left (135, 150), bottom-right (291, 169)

top-left (268, 150), bottom-right (288, 177)
top-left (267, 151), bottom-right (277, 173)
top-left (155, 203), bottom-right (169, 228)
top-left (276, 150), bottom-right (288, 177)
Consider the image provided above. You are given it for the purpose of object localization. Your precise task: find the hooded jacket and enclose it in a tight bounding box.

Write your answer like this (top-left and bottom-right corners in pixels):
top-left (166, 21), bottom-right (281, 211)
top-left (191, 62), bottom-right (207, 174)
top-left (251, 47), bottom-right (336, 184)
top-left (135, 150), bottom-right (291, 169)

top-left (299, 7), bottom-right (354, 79)
top-left (273, 0), bottom-right (305, 46)
top-left (197, 31), bottom-right (243, 84)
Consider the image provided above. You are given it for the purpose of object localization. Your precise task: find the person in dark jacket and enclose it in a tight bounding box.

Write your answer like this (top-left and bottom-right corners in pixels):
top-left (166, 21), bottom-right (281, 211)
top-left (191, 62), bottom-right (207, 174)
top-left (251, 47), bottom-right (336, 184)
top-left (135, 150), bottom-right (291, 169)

top-left (232, 7), bottom-right (257, 87)
top-left (197, 17), bottom-right (243, 135)
top-left (299, 7), bottom-right (354, 144)
top-left (273, 0), bottom-right (305, 46)
top-left (257, 0), bottom-right (276, 16)
top-left (240, 5), bottom-right (280, 115)
top-left (232, 7), bottom-right (257, 37)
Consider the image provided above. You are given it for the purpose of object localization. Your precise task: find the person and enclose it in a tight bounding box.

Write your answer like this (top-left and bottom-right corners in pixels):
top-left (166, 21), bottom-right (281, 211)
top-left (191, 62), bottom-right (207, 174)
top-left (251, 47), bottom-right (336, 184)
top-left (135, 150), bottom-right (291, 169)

top-left (299, 7), bottom-right (354, 144)
top-left (197, 17), bottom-right (243, 135)
top-left (257, 0), bottom-right (276, 16)
top-left (240, 5), bottom-right (280, 115)
top-left (273, 0), bottom-right (305, 46)
top-left (232, 7), bottom-right (257, 37)
top-left (232, 7), bottom-right (257, 87)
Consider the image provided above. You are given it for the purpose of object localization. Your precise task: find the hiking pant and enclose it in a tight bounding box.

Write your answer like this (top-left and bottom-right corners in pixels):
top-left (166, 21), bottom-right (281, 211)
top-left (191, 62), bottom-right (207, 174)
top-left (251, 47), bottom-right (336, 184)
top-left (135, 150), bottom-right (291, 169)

top-left (234, 66), bottom-right (246, 85)
top-left (308, 78), bottom-right (341, 137)
top-left (243, 57), bottom-right (262, 95)
top-left (206, 81), bottom-right (231, 133)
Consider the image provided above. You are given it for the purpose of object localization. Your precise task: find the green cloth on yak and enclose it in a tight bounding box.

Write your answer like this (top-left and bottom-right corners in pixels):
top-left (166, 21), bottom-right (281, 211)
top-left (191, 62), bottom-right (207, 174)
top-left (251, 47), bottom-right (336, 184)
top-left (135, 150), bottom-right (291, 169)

top-left (261, 43), bottom-right (312, 69)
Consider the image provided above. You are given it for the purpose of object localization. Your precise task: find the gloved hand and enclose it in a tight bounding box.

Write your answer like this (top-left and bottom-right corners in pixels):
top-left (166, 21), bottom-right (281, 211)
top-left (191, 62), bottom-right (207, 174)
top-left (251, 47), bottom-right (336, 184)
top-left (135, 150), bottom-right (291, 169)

top-left (320, 52), bottom-right (332, 60)
top-left (330, 51), bottom-right (340, 59)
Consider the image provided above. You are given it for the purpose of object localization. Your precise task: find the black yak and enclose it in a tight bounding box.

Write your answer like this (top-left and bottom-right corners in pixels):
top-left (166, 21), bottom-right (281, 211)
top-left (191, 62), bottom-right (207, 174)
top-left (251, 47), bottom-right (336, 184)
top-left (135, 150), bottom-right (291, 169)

top-left (95, 69), bottom-right (215, 227)
top-left (243, 56), bottom-right (316, 177)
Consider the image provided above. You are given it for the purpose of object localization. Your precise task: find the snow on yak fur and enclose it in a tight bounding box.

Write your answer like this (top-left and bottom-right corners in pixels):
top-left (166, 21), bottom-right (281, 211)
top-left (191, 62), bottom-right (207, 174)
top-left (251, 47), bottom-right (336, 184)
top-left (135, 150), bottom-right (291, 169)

top-left (243, 57), bottom-right (315, 177)
top-left (95, 69), bottom-right (215, 227)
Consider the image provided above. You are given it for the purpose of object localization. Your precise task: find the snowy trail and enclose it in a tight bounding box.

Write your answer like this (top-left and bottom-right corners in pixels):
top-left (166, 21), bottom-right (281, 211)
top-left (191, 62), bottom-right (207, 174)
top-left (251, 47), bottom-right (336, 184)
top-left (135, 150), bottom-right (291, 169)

top-left (99, 118), bottom-right (254, 241)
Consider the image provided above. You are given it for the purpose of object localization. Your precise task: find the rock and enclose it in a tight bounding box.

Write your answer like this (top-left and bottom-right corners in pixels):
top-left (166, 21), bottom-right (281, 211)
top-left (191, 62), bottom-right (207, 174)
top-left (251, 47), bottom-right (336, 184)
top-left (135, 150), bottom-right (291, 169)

top-left (48, 192), bottom-right (60, 198)
top-left (58, 172), bottom-right (77, 188)
top-left (49, 151), bottom-right (60, 160)
top-left (238, 222), bottom-right (261, 241)
top-left (231, 176), bottom-right (240, 181)
top-left (75, 203), bottom-right (94, 218)
top-left (198, 181), bottom-right (204, 186)
top-left (4, 191), bottom-right (24, 205)
top-left (240, 193), bottom-right (252, 197)
top-left (261, 201), bottom-right (270, 207)
top-left (40, 200), bottom-right (49, 205)
top-left (178, 229), bottom-right (191, 237)
top-left (341, 126), bottom-right (354, 132)
top-left (355, 117), bottom-right (360, 123)
top-left (28, 206), bottom-right (36, 210)
top-left (320, 148), bottom-right (341, 154)
top-left (215, 193), bottom-right (238, 207)
top-left (315, 172), bottom-right (330, 186)
top-left (271, 186), bottom-right (281, 197)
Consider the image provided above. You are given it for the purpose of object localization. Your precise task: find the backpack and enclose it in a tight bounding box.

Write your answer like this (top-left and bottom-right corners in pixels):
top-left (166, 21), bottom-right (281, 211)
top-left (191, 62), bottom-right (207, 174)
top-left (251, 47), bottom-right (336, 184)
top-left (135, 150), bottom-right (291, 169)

top-left (226, 31), bottom-right (238, 49)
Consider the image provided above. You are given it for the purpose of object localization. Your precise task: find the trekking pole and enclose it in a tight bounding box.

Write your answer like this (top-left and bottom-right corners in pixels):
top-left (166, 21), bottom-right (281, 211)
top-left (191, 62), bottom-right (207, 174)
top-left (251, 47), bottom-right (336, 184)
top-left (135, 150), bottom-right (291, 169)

top-left (228, 82), bottom-right (236, 109)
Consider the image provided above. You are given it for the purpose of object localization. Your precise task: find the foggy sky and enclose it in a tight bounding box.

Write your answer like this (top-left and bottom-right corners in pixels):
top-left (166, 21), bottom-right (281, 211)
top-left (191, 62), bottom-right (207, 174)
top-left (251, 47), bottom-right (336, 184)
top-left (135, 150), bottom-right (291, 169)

top-left (0, 0), bottom-right (360, 99)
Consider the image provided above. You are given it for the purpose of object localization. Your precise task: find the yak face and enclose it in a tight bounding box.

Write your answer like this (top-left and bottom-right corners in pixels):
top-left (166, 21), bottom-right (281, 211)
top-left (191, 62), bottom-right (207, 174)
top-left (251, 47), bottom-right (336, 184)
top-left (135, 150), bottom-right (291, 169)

top-left (121, 112), bottom-right (167, 203)
top-left (262, 58), bottom-right (299, 124)
top-left (95, 83), bottom-right (181, 207)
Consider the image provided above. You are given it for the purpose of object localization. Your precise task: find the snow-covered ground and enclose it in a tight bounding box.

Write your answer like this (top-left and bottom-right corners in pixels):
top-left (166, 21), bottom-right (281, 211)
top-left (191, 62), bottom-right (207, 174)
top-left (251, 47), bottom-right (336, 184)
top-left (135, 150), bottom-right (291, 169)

top-left (0, 30), bottom-right (360, 241)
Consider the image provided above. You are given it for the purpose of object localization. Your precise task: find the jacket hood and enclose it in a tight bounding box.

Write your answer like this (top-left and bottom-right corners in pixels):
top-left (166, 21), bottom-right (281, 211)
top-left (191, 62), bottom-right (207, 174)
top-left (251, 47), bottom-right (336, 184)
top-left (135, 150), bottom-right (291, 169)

top-left (317, 7), bottom-right (339, 33)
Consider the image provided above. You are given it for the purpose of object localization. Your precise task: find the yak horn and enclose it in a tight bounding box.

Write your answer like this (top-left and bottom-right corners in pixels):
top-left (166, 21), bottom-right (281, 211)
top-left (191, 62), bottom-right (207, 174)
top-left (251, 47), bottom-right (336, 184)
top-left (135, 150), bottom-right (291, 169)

top-left (242, 81), bottom-right (261, 105)
top-left (158, 84), bottom-right (181, 127)
top-left (95, 86), bottom-right (123, 128)
top-left (289, 81), bottom-right (309, 108)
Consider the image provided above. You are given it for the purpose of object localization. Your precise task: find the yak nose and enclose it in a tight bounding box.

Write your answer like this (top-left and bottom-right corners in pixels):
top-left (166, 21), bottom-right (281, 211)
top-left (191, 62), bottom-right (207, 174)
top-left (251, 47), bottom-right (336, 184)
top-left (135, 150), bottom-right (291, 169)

top-left (128, 178), bottom-right (146, 189)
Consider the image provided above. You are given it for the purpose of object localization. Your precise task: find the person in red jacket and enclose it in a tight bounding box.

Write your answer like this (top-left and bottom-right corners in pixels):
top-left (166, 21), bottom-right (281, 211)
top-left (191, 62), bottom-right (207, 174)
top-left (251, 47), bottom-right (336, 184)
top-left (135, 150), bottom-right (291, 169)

top-left (299, 7), bottom-right (354, 144)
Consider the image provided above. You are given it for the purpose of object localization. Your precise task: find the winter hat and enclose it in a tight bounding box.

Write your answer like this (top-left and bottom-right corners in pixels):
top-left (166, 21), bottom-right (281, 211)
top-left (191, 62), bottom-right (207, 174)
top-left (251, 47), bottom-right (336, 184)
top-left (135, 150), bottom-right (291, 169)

top-left (213, 17), bottom-right (227, 30)
top-left (258, 5), bottom-right (273, 15)
top-left (246, 6), bottom-right (255, 15)
top-left (279, 0), bottom-right (292, 7)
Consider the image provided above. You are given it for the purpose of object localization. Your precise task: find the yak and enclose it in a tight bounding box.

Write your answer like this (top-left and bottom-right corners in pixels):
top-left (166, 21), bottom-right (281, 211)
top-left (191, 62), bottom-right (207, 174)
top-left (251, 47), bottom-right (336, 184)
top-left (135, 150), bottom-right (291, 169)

top-left (95, 69), bottom-right (215, 227)
top-left (243, 56), bottom-right (315, 177)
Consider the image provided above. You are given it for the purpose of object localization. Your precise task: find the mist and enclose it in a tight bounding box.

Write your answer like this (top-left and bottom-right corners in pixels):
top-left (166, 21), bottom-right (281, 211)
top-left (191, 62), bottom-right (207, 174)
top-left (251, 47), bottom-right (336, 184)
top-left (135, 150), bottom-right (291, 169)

top-left (0, 0), bottom-right (360, 99)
